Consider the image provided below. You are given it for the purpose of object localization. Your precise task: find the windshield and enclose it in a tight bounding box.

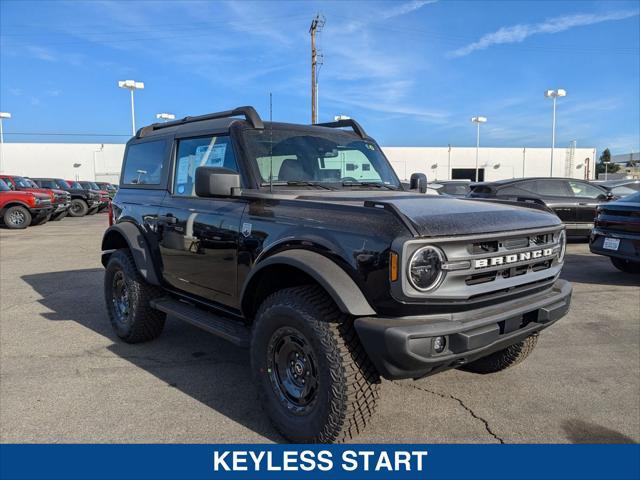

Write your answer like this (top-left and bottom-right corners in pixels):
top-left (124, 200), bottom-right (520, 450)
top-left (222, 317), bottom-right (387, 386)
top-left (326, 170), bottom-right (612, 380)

top-left (55, 179), bottom-right (71, 189)
top-left (81, 181), bottom-right (100, 190)
top-left (242, 127), bottom-right (401, 189)
top-left (98, 183), bottom-right (115, 191)
top-left (67, 181), bottom-right (82, 189)
top-left (24, 178), bottom-right (39, 188)
top-left (12, 176), bottom-right (33, 188)
top-left (0, 179), bottom-right (10, 191)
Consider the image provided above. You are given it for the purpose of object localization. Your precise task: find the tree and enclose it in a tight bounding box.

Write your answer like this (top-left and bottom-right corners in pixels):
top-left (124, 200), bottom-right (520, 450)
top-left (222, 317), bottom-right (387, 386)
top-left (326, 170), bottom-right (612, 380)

top-left (596, 148), bottom-right (620, 177)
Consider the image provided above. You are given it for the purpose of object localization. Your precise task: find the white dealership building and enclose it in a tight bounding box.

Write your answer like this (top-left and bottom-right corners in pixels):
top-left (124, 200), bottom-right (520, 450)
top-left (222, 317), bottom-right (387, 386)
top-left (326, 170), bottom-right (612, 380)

top-left (0, 142), bottom-right (597, 184)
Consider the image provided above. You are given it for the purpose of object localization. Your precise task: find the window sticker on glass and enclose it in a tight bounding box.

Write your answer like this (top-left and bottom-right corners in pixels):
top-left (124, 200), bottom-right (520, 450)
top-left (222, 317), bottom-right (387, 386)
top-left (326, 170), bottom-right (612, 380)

top-left (195, 143), bottom-right (227, 168)
top-left (365, 143), bottom-right (376, 151)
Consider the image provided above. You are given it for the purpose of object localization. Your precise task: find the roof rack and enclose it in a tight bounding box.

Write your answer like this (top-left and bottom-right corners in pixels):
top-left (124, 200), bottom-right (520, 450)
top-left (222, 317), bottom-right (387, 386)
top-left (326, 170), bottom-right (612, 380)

top-left (137, 106), bottom-right (264, 138)
top-left (314, 118), bottom-right (368, 139)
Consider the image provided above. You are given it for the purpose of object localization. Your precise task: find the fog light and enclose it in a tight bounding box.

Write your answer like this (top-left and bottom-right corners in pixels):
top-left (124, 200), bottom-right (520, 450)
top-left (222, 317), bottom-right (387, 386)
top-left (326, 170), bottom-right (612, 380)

top-left (433, 336), bottom-right (446, 353)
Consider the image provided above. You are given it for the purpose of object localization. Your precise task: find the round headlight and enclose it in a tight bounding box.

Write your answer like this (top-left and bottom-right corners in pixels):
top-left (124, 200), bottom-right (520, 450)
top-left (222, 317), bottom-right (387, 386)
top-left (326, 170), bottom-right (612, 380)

top-left (558, 230), bottom-right (566, 263)
top-left (408, 246), bottom-right (444, 292)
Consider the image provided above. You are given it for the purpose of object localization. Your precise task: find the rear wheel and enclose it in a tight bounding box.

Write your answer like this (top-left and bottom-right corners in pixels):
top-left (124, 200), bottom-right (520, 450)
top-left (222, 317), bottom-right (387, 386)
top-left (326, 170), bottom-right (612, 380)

top-left (104, 249), bottom-right (166, 343)
top-left (611, 257), bottom-right (640, 274)
top-left (30, 212), bottom-right (52, 226)
top-left (3, 206), bottom-right (32, 229)
top-left (251, 285), bottom-right (380, 443)
top-left (460, 335), bottom-right (538, 374)
top-left (68, 199), bottom-right (88, 217)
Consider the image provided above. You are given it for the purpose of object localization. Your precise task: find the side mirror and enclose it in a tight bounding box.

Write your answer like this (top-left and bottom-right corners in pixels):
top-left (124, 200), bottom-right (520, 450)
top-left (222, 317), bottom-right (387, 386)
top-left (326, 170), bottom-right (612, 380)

top-left (195, 167), bottom-right (240, 197)
top-left (606, 191), bottom-right (615, 200)
top-left (409, 172), bottom-right (428, 193)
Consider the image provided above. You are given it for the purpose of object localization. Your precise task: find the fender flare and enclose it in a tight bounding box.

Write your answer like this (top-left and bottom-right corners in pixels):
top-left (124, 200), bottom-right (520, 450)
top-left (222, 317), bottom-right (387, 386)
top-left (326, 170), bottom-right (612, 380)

top-left (242, 249), bottom-right (376, 316)
top-left (0, 200), bottom-right (33, 211)
top-left (101, 223), bottom-right (160, 285)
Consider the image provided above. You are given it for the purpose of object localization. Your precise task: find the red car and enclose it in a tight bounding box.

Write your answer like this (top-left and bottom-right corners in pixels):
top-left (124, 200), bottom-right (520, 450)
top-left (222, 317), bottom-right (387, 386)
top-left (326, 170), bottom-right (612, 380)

top-left (0, 178), bottom-right (53, 229)
top-left (0, 174), bottom-right (71, 222)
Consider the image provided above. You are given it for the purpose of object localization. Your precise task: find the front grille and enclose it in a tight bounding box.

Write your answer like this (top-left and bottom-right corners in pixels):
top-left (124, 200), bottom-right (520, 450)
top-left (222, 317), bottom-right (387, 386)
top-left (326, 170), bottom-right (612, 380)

top-left (401, 226), bottom-right (563, 303)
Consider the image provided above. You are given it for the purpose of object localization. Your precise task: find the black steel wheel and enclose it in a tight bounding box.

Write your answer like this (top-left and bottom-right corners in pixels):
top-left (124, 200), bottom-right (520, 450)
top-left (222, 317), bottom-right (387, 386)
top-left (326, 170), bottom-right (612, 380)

top-left (104, 249), bottom-right (166, 343)
top-left (251, 285), bottom-right (380, 443)
top-left (267, 327), bottom-right (319, 414)
top-left (68, 199), bottom-right (88, 217)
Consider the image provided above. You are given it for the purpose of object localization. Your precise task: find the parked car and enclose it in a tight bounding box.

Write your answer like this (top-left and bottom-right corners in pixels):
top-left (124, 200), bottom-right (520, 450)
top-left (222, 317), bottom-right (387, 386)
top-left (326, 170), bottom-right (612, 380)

top-left (428, 180), bottom-right (472, 197)
top-left (468, 177), bottom-right (614, 237)
top-left (101, 106), bottom-right (571, 443)
top-left (31, 178), bottom-right (101, 217)
top-left (73, 181), bottom-right (110, 212)
top-left (589, 191), bottom-right (640, 273)
top-left (0, 178), bottom-right (53, 229)
top-left (96, 182), bottom-right (118, 199)
top-left (0, 174), bottom-right (71, 223)
top-left (591, 179), bottom-right (640, 198)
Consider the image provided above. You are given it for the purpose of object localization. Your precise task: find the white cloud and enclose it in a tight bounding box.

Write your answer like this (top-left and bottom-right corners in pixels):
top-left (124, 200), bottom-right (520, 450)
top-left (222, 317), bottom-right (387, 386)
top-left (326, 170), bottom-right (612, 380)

top-left (344, 0), bottom-right (437, 32)
top-left (448, 9), bottom-right (640, 57)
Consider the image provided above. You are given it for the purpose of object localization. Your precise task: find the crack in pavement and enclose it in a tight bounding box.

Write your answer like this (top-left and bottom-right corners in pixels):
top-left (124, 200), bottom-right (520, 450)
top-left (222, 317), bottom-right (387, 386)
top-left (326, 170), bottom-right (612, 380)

top-left (397, 381), bottom-right (505, 444)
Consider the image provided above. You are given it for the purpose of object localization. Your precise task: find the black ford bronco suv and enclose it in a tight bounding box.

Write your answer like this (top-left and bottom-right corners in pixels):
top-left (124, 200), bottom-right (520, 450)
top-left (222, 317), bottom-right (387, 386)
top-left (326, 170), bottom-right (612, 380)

top-left (101, 107), bottom-right (572, 443)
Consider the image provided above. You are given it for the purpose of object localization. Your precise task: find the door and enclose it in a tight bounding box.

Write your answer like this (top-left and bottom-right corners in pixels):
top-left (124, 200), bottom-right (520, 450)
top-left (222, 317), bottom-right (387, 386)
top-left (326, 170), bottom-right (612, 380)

top-left (157, 134), bottom-right (246, 309)
top-left (530, 179), bottom-right (576, 224)
top-left (567, 180), bottom-right (608, 223)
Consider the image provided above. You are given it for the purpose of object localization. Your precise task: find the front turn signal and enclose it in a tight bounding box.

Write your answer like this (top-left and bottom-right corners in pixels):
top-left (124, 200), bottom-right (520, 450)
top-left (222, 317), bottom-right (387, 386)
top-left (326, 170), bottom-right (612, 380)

top-left (389, 251), bottom-right (399, 282)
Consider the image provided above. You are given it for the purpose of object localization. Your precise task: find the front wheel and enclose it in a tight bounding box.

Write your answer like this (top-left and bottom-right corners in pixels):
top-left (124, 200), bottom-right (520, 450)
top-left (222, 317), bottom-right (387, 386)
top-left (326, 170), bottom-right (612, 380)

top-left (459, 335), bottom-right (538, 374)
top-left (104, 250), bottom-right (166, 343)
top-left (611, 257), bottom-right (640, 274)
top-left (251, 285), bottom-right (380, 443)
top-left (68, 199), bottom-right (88, 217)
top-left (3, 206), bottom-right (32, 229)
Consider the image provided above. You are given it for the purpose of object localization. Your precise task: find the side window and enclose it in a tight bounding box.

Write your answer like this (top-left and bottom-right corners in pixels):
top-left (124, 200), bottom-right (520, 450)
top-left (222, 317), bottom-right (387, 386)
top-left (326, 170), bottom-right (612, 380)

top-left (533, 180), bottom-right (570, 197)
top-left (567, 181), bottom-right (605, 198)
top-left (3, 178), bottom-right (16, 189)
top-left (122, 140), bottom-right (167, 185)
top-left (40, 180), bottom-right (55, 188)
top-left (174, 136), bottom-right (237, 196)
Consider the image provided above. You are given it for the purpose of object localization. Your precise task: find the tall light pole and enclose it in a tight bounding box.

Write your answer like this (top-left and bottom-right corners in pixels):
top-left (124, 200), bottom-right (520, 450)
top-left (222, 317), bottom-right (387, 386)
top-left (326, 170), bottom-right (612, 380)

top-left (93, 144), bottom-right (104, 181)
top-left (118, 80), bottom-right (145, 135)
top-left (0, 112), bottom-right (11, 174)
top-left (156, 113), bottom-right (175, 122)
top-left (544, 89), bottom-right (567, 177)
top-left (471, 116), bottom-right (487, 182)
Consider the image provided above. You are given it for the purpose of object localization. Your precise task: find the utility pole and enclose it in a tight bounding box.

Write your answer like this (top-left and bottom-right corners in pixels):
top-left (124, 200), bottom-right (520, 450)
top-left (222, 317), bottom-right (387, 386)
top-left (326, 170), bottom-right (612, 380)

top-left (310, 14), bottom-right (325, 124)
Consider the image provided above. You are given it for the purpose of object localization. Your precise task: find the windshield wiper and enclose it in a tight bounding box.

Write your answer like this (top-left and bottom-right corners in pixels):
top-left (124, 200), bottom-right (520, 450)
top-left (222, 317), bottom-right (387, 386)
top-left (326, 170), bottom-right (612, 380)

top-left (261, 181), bottom-right (334, 190)
top-left (341, 180), bottom-right (397, 190)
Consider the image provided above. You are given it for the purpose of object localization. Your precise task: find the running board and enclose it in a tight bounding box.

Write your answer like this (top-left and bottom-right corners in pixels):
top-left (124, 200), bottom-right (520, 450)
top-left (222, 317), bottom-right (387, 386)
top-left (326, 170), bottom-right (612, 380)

top-left (150, 297), bottom-right (250, 348)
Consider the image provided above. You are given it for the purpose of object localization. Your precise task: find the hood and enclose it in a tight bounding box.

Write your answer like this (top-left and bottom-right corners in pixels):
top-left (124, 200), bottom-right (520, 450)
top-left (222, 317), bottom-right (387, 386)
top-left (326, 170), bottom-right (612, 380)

top-left (296, 191), bottom-right (561, 237)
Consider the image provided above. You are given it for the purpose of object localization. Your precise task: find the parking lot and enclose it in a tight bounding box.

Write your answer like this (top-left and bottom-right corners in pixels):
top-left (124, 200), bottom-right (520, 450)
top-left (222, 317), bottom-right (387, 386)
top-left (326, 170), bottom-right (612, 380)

top-left (0, 214), bottom-right (638, 444)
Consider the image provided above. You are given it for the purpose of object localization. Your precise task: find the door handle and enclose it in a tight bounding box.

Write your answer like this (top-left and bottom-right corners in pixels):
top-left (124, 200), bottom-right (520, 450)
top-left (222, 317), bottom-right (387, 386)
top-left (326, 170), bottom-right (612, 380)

top-left (158, 214), bottom-right (177, 225)
top-left (578, 202), bottom-right (589, 206)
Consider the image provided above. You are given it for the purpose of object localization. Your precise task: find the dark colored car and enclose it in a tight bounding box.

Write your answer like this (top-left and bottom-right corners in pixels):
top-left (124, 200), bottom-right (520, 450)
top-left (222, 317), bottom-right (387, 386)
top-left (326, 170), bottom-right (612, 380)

top-left (101, 107), bottom-right (571, 443)
top-left (589, 191), bottom-right (640, 273)
top-left (0, 178), bottom-right (52, 229)
top-left (75, 181), bottom-right (111, 211)
top-left (0, 175), bottom-right (72, 222)
top-left (32, 178), bottom-right (101, 217)
top-left (468, 177), bottom-right (614, 237)
top-left (428, 180), bottom-right (472, 197)
top-left (96, 182), bottom-right (118, 198)
top-left (592, 179), bottom-right (640, 198)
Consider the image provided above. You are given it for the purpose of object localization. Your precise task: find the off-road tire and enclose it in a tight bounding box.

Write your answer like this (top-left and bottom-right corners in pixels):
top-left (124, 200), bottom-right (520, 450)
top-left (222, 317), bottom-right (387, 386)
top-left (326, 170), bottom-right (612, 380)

top-left (87, 206), bottom-right (99, 215)
top-left (3, 205), bottom-right (32, 229)
top-left (68, 199), bottom-right (89, 217)
top-left (460, 334), bottom-right (539, 374)
top-left (251, 285), bottom-right (380, 443)
top-left (611, 257), bottom-right (640, 274)
top-left (51, 211), bottom-right (67, 221)
top-left (104, 249), bottom-right (166, 343)
top-left (30, 213), bottom-right (51, 226)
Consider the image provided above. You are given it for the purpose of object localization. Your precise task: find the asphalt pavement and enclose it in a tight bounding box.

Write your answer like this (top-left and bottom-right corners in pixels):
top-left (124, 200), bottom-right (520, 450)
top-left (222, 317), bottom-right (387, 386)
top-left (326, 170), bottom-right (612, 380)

top-left (1, 214), bottom-right (638, 443)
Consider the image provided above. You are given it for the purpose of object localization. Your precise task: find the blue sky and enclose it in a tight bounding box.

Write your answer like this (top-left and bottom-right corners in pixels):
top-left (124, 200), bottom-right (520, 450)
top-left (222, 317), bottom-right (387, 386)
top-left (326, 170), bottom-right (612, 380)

top-left (1, 0), bottom-right (639, 154)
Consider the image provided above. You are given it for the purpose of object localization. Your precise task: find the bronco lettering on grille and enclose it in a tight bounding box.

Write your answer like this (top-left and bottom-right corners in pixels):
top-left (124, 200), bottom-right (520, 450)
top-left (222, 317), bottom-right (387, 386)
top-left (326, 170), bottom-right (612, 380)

top-left (474, 248), bottom-right (555, 269)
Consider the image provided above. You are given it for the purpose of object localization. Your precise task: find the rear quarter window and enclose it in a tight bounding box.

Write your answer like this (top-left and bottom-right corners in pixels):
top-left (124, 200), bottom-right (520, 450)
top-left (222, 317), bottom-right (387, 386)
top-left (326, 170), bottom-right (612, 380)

top-left (122, 140), bottom-right (167, 186)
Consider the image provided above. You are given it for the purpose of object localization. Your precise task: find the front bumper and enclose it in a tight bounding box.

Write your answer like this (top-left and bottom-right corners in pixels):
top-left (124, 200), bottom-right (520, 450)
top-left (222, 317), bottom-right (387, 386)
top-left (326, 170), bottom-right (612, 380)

top-left (54, 202), bottom-right (70, 213)
top-left (354, 279), bottom-right (572, 380)
top-left (30, 207), bottom-right (53, 219)
top-left (590, 228), bottom-right (640, 262)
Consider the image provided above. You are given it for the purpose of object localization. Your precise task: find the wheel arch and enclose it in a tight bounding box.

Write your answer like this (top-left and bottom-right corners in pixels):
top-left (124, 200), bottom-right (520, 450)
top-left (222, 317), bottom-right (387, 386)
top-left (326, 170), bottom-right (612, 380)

top-left (101, 222), bottom-right (161, 285)
top-left (240, 249), bottom-right (376, 320)
top-left (1, 201), bottom-right (32, 213)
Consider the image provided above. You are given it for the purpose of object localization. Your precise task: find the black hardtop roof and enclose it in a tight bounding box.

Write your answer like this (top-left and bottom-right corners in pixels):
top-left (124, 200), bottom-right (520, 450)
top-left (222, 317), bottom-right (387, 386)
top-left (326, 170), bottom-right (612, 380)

top-left (132, 105), bottom-right (369, 142)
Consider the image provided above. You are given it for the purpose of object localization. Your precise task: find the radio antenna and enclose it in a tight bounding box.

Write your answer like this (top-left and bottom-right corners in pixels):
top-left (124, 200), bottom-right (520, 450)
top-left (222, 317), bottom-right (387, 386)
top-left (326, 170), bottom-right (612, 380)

top-left (269, 92), bottom-right (274, 193)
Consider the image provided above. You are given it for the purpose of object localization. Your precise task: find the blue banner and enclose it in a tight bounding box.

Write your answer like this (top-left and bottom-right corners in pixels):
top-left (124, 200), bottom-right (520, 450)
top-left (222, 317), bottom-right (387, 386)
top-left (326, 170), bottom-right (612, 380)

top-left (1, 444), bottom-right (638, 480)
